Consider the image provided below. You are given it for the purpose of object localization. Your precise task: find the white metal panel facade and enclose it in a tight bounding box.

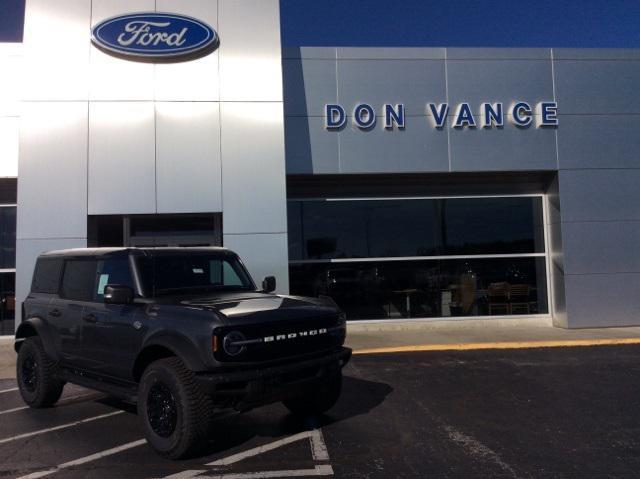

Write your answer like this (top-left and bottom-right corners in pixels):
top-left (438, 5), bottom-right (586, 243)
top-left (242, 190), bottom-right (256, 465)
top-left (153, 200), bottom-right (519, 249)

top-left (220, 102), bottom-right (288, 235)
top-left (155, 0), bottom-right (219, 102)
top-left (88, 101), bottom-right (156, 214)
top-left (89, 0), bottom-right (155, 101)
top-left (0, 44), bottom-right (21, 179)
top-left (156, 101), bottom-right (222, 214)
top-left (218, 0), bottom-right (284, 102)
top-left (16, 0), bottom-right (289, 326)
top-left (0, 117), bottom-right (19, 178)
top-left (22, 0), bottom-right (91, 101)
top-left (17, 102), bottom-right (88, 239)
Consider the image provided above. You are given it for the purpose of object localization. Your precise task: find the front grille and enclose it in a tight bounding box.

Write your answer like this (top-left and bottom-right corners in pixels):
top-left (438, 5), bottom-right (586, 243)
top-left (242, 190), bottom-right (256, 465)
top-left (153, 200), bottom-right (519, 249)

top-left (214, 314), bottom-right (345, 362)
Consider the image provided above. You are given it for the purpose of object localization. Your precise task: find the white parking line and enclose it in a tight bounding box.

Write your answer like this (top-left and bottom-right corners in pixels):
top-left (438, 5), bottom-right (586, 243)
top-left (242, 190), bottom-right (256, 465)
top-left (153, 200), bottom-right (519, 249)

top-left (15, 438), bottom-right (146, 479)
top-left (0, 394), bottom-right (98, 416)
top-left (0, 387), bottom-right (18, 394)
top-left (0, 410), bottom-right (124, 445)
top-left (207, 430), bottom-right (329, 466)
top-left (199, 465), bottom-right (334, 478)
top-left (0, 405), bottom-right (29, 415)
top-left (163, 430), bottom-right (333, 479)
top-left (162, 472), bottom-right (207, 479)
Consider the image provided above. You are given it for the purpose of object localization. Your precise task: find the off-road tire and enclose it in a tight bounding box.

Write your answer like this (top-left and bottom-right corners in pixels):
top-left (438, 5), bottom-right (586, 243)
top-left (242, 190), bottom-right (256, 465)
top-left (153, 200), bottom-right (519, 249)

top-left (16, 337), bottom-right (64, 408)
top-left (283, 371), bottom-right (342, 417)
top-left (138, 357), bottom-right (214, 459)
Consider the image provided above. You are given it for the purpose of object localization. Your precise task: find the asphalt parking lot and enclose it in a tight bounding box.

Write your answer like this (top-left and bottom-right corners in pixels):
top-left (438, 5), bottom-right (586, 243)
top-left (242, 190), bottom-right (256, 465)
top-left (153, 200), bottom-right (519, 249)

top-left (2, 345), bottom-right (640, 478)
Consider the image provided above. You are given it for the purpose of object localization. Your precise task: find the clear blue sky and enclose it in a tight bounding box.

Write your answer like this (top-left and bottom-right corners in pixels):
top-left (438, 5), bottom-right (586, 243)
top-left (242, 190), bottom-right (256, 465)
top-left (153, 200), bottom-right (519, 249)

top-left (1, 0), bottom-right (639, 47)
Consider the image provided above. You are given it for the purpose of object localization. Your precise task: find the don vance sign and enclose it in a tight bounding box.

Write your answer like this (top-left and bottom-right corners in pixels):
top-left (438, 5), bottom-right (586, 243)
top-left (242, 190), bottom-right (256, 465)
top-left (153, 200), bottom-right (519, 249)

top-left (325, 101), bottom-right (559, 130)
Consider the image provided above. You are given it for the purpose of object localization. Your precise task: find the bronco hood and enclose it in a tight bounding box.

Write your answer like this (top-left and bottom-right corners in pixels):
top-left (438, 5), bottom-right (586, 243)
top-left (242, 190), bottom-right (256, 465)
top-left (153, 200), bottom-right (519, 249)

top-left (181, 292), bottom-right (339, 324)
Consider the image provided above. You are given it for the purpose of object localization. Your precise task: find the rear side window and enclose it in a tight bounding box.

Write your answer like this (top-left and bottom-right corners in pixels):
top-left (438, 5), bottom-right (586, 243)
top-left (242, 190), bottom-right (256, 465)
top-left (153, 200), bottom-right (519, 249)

top-left (61, 260), bottom-right (98, 302)
top-left (31, 258), bottom-right (63, 294)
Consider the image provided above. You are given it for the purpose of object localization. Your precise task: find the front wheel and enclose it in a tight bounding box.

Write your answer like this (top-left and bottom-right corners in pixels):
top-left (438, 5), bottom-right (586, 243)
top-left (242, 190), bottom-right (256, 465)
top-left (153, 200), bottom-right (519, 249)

top-left (283, 371), bottom-right (343, 417)
top-left (16, 337), bottom-right (64, 408)
top-left (138, 357), bottom-right (213, 459)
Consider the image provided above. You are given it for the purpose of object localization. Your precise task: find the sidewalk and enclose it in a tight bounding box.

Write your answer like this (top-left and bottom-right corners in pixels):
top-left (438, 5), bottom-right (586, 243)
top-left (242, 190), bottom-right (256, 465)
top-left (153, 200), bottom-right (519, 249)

top-left (3, 317), bottom-right (640, 379)
top-left (346, 317), bottom-right (640, 353)
top-left (0, 337), bottom-right (14, 379)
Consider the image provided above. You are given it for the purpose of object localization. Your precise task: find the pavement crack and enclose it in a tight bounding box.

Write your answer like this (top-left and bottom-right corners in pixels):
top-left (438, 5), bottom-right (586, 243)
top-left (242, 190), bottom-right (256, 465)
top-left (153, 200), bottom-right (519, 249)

top-left (395, 381), bottom-right (522, 479)
top-left (441, 424), bottom-right (521, 479)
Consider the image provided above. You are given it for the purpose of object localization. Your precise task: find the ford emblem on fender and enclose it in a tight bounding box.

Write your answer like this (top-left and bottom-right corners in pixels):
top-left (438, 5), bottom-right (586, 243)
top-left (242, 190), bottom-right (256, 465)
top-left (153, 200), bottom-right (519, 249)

top-left (91, 12), bottom-right (219, 62)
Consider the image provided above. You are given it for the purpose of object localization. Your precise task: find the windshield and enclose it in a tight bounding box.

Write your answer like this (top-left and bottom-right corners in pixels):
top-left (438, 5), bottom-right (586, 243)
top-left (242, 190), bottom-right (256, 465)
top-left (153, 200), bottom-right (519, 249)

top-left (137, 253), bottom-right (255, 296)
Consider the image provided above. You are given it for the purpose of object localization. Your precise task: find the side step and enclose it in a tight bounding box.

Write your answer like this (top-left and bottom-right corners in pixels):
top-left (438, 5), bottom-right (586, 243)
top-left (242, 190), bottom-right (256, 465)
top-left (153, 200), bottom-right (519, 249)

top-left (58, 368), bottom-right (138, 403)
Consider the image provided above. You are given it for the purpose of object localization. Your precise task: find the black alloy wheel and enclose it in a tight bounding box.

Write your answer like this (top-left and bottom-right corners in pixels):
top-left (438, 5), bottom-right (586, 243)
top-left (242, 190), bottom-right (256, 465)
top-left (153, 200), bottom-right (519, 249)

top-left (16, 337), bottom-right (64, 408)
top-left (147, 381), bottom-right (178, 438)
top-left (21, 355), bottom-right (38, 393)
top-left (138, 357), bottom-right (214, 459)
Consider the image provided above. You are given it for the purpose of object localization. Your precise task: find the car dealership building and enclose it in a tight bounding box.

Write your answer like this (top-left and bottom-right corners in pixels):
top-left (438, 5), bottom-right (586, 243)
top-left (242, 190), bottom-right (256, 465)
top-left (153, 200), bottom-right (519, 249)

top-left (0, 0), bottom-right (639, 335)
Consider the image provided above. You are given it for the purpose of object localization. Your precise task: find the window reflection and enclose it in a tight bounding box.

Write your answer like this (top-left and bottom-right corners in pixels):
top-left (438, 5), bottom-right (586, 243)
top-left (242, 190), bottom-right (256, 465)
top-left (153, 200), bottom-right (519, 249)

top-left (0, 272), bottom-right (15, 335)
top-left (443, 197), bottom-right (545, 255)
top-left (288, 200), bottom-right (440, 260)
top-left (290, 258), bottom-right (548, 320)
top-left (288, 197), bottom-right (544, 260)
top-left (0, 206), bottom-right (16, 269)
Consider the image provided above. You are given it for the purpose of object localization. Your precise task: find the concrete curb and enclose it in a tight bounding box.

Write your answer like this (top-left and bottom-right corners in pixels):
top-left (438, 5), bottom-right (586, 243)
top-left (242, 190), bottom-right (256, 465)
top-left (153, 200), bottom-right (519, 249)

top-left (347, 316), bottom-right (553, 332)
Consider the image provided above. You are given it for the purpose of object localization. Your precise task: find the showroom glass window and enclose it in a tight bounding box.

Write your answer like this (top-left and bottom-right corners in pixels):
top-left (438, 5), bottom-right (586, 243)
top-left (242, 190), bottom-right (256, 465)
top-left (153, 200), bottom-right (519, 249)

top-left (0, 206), bottom-right (16, 335)
top-left (288, 197), bottom-right (548, 321)
top-left (0, 206), bottom-right (16, 269)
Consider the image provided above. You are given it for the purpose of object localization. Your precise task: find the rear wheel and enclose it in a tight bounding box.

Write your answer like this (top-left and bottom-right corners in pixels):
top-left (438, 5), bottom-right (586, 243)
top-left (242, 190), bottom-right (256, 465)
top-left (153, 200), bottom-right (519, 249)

top-left (138, 357), bottom-right (213, 459)
top-left (16, 337), bottom-right (64, 408)
top-left (283, 371), bottom-right (342, 417)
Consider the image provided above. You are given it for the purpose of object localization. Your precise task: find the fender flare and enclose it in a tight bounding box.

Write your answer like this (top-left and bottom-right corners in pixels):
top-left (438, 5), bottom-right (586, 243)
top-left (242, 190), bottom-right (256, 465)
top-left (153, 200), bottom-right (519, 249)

top-left (138, 332), bottom-right (208, 374)
top-left (14, 317), bottom-right (59, 361)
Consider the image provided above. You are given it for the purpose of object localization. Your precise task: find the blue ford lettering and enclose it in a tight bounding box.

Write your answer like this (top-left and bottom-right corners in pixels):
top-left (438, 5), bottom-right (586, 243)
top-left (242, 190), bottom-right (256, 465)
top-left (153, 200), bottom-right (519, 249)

top-left (91, 12), bottom-right (218, 60)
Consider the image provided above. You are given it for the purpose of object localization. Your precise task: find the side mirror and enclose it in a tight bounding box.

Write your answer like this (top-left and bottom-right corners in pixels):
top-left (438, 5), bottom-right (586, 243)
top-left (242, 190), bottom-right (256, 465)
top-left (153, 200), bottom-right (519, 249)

top-left (104, 284), bottom-right (134, 305)
top-left (262, 276), bottom-right (276, 293)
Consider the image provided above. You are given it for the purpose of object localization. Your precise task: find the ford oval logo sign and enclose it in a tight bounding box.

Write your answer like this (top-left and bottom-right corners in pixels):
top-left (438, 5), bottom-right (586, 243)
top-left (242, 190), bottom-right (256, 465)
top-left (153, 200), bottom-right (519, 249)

top-left (91, 12), bottom-right (218, 62)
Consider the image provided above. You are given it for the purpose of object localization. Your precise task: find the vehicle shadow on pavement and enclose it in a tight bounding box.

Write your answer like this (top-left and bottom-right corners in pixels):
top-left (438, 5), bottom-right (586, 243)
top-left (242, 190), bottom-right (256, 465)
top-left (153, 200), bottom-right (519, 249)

top-left (197, 375), bottom-right (393, 458)
top-left (91, 375), bottom-right (392, 460)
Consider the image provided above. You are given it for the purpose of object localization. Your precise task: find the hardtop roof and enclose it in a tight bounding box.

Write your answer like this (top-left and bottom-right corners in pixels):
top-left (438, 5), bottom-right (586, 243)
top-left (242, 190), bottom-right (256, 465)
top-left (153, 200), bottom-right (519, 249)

top-left (38, 246), bottom-right (233, 259)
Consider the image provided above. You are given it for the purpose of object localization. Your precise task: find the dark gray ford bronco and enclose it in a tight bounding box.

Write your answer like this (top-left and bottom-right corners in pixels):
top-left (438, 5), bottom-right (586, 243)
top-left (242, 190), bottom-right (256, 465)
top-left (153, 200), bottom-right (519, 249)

top-left (14, 247), bottom-right (350, 458)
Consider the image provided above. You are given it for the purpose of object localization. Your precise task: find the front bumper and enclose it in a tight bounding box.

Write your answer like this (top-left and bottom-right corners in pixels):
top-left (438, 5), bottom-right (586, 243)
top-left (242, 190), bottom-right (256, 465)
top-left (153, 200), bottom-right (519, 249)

top-left (194, 347), bottom-right (352, 411)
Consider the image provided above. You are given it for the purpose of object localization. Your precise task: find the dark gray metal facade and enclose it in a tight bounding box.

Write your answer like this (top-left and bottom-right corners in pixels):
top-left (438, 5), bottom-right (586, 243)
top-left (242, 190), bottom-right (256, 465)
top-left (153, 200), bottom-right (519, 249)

top-left (282, 47), bottom-right (640, 328)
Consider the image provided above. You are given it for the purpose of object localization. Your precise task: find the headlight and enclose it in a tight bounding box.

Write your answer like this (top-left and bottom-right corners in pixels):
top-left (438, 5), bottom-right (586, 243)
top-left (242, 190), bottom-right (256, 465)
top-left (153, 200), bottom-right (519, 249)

top-left (223, 331), bottom-right (246, 356)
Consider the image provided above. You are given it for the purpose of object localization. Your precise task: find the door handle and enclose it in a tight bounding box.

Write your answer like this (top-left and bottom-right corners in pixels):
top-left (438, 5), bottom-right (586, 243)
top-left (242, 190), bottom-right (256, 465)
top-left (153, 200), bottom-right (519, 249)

top-left (82, 313), bottom-right (97, 323)
top-left (48, 309), bottom-right (61, 318)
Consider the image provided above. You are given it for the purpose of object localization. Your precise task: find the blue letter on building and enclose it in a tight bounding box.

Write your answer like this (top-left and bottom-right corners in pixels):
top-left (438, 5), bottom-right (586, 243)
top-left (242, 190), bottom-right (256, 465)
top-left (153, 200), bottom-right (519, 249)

top-left (454, 103), bottom-right (477, 128)
top-left (428, 103), bottom-right (449, 128)
top-left (384, 104), bottom-right (405, 129)
top-left (325, 104), bottom-right (346, 129)
top-left (536, 101), bottom-right (558, 127)
top-left (354, 104), bottom-right (376, 129)
top-left (482, 102), bottom-right (504, 127)
top-left (511, 102), bottom-right (532, 127)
